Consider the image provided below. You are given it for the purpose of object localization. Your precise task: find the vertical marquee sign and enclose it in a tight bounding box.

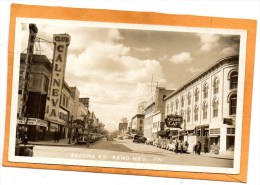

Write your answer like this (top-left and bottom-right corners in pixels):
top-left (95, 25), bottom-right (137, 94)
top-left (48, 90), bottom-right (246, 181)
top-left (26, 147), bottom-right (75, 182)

top-left (47, 34), bottom-right (71, 123)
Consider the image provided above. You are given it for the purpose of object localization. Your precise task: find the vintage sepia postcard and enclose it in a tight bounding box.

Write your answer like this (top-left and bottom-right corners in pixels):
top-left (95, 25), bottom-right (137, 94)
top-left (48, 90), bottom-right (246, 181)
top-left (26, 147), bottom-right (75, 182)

top-left (3, 4), bottom-right (257, 182)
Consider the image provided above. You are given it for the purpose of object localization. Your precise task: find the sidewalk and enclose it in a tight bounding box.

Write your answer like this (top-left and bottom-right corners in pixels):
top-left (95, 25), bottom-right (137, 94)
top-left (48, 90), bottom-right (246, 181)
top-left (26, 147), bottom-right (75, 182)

top-left (29, 138), bottom-right (76, 147)
top-left (191, 152), bottom-right (234, 160)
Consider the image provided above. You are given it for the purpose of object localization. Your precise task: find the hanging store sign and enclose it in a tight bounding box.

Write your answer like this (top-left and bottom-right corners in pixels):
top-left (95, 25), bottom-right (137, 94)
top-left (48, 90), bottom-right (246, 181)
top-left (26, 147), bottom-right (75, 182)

top-left (165, 114), bottom-right (183, 129)
top-left (47, 34), bottom-right (70, 123)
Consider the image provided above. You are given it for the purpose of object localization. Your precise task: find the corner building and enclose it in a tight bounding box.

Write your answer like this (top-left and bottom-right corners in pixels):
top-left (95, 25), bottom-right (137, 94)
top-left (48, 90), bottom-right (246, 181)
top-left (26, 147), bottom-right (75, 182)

top-left (164, 56), bottom-right (238, 155)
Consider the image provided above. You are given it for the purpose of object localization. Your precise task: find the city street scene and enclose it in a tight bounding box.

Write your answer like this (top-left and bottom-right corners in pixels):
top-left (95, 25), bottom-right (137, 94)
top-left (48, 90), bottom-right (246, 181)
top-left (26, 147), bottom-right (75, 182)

top-left (10, 18), bottom-right (243, 172)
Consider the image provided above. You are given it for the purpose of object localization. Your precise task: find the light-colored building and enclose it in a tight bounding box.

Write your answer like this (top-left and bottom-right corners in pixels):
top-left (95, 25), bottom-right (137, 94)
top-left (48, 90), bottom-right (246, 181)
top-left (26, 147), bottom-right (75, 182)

top-left (130, 114), bottom-right (145, 135)
top-left (164, 55), bottom-right (238, 155)
top-left (144, 87), bottom-right (173, 139)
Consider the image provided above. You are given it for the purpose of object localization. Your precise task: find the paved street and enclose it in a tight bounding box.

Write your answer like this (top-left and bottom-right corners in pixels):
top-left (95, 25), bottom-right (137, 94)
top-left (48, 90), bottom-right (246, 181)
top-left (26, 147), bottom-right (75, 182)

top-left (33, 138), bottom-right (233, 168)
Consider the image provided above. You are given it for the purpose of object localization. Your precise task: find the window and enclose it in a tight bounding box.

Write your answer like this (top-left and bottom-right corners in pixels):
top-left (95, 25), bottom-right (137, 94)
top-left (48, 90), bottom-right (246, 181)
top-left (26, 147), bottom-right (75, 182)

top-left (213, 98), bottom-right (218, 117)
top-left (170, 101), bottom-right (174, 112)
top-left (139, 126), bottom-right (142, 131)
top-left (229, 94), bottom-right (237, 115)
top-left (176, 99), bottom-right (179, 110)
top-left (194, 105), bottom-right (199, 121)
top-left (213, 77), bottom-right (219, 94)
top-left (203, 102), bottom-right (208, 119)
top-left (181, 110), bottom-right (184, 118)
top-left (203, 83), bottom-right (208, 99)
top-left (167, 103), bottom-right (170, 113)
top-left (181, 96), bottom-right (185, 107)
top-left (195, 88), bottom-right (199, 102)
top-left (140, 120), bottom-right (143, 125)
top-left (210, 128), bottom-right (220, 135)
top-left (187, 92), bottom-right (191, 105)
top-left (230, 71), bottom-right (238, 89)
top-left (227, 128), bottom-right (235, 134)
top-left (187, 107), bottom-right (191, 122)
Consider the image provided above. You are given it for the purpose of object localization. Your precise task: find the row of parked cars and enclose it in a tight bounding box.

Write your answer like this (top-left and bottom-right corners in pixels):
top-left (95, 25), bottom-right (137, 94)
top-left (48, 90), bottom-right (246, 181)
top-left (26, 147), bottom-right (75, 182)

top-left (76, 133), bottom-right (103, 144)
top-left (134, 136), bottom-right (189, 153)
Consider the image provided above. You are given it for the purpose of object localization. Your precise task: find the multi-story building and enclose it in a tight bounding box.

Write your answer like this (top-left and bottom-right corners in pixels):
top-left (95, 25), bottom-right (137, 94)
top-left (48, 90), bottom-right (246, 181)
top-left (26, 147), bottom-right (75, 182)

top-left (130, 114), bottom-right (145, 135)
top-left (144, 87), bottom-right (173, 139)
top-left (17, 54), bottom-right (51, 141)
top-left (164, 55), bottom-right (238, 155)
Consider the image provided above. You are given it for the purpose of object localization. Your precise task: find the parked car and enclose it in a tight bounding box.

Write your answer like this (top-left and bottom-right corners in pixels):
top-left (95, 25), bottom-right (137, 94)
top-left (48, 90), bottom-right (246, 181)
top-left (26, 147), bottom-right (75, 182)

top-left (153, 138), bottom-right (160, 147)
top-left (145, 138), bottom-right (154, 145)
top-left (133, 135), bottom-right (147, 143)
top-left (159, 139), bottom-right (168, 149)
top-left (166, 139), bottom-right (176, 151)
top-left (77, 133), bottom-right (88, 144)
top-left (107, 135), bottom-right (114, 141)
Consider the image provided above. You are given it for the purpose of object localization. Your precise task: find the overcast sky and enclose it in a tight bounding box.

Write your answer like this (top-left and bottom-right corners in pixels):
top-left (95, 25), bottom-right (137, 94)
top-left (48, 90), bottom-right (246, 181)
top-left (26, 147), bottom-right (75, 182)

top-left (20, 21), bottom-right (240, 131)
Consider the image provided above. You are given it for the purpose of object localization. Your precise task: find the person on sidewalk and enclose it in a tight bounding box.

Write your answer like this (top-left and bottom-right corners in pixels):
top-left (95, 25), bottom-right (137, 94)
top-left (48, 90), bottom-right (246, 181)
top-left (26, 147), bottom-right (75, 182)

top-left (179, 140), bottom-right (184, 154)
top-left (196, 141), bottom-right (201, 155)
top-left (204, 143), bottom-right (208, 154)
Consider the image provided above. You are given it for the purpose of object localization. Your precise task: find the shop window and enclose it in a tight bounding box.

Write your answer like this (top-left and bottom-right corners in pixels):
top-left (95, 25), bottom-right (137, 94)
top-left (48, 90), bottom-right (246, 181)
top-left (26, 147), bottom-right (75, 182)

top-left (229, 94), bottom-right (237, 115)
top-left (213, 77), bottom-right (219, 94)
top-left (210, 128), bottom-right (220, 135)
top-left (230, 71), bottom-right (238, 89)
top-left (227, 128), bottom-right (235, 134)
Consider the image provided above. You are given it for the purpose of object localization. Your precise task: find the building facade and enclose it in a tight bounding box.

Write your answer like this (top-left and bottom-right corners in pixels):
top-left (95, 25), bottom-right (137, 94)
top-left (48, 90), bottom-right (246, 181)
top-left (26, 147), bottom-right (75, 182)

top-left (17, 54), bottom-right (51, 141)
top-left (130, 114), bottom-right (145, 135)
top-left (144, 87), bottom-right (173, 139)
top-left (164, 56), bottom-right (238, 154)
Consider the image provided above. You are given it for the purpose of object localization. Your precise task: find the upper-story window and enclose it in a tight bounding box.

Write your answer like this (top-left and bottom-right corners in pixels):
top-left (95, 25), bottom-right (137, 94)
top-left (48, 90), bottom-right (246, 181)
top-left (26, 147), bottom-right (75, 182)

top-left (213, 98), bottom-right (219, 117)
top-left (181, 109), bottom-right (184, 118)
top-left (170, 101), bottom-right (174, 112)
top-left (229, 94), bottom-right (237, 115)
top-left (194, 105), bottom-right (199, 121)
top-left (176, 99), bottom-right (179, 110)
top-left (203, 83), bottom-right (208, 99)
top-left (181, 95), bottom-right (185, 107)
top-left (195, 88), bottom-right (199, 102)
top-left (203, 101), bottom-right (208, 119)
top-left (187, 107), bottom-right (191, 122)
top-left (213, 77), bottom-right (219, 94)
top-left (167, 103), bottom-right (170, 114)
top-left (187, 92), bottom-right (191, 105)
top-left (230, 71), bottom-right (238, 89)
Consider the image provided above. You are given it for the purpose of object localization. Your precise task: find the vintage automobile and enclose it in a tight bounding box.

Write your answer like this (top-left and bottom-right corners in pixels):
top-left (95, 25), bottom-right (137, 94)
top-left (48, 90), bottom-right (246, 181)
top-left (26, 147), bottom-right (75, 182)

top-left (76, 133), bottom-right (88, 144)
top-left (133, 135), bottom-right (147, 143)
top-left (107, 135), bottom-right (114, 141)
top-left (145, 138), bottom-right (154, 145)
top-left (166, 139), bottom-right (176, 151)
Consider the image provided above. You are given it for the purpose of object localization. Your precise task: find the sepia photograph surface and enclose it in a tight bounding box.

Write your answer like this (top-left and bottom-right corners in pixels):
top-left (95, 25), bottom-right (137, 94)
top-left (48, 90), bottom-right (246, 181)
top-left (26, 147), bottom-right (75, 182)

top-left (8, 17), bottom-right (247, 174)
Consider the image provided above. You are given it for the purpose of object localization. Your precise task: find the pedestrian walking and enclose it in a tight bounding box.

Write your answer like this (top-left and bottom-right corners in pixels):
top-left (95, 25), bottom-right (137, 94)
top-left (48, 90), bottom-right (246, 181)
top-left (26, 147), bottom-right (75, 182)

top-left (180, 141), bottom-right (184, 154)
top-left (204, 143), bottom-right (208, 154)
top-left (175, 140), bottom-right (179, 154)
top-left (197, 141), bottom-right (201, 155)
top-left (57, 130), bottom-right (61, 143)
top-left (193, 144), bottom-right (197, 154)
